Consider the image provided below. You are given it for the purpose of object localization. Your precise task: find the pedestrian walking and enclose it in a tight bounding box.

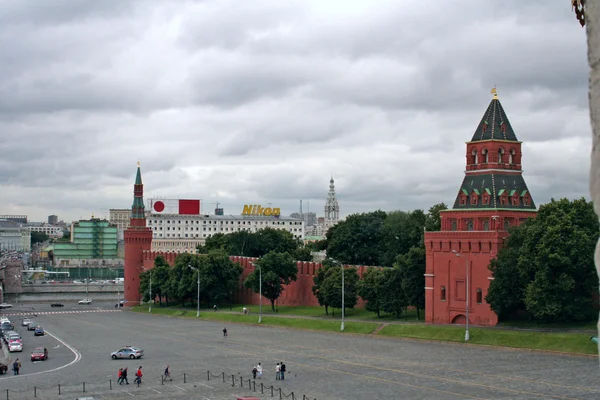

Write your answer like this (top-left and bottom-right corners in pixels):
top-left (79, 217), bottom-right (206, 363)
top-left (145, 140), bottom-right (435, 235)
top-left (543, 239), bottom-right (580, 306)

top-left (122, 367), bottom-right (129, 384)
top-left (252, 365), bottom-right (258, 379)
top-left (12, 359), bottom-right (20, 375)
top-left (164, 364), bottom-right (172, 381)
top-left (280, 362), bottom-right (286, 380)
top-left (257, 363), bottom-right (263, 379)
top-left (223, 327), bottom-right (228, 338)
top-left (117, 368), bottom-right (123, 384)
top-left (276, 363), bottom-right (281, 380)
top-left (134, 366), bottom-right (143, 386)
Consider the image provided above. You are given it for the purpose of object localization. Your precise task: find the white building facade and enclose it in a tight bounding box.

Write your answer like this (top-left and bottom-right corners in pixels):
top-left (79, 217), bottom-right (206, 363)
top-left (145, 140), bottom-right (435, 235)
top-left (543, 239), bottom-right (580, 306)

top-left (147, 213), bottom-right (305, 253)
top-left (0, 220), bottom-right (31, 251)
top-left (109, 209), bottom-right (131, 240)
top-left (26, 222), bottom-right (64, 238)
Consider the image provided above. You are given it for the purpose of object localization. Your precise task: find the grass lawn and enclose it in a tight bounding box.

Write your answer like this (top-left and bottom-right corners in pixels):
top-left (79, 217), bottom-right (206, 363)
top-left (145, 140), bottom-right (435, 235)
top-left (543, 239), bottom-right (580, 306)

top-left (223, 303), bottom-right (424, 322)
top-left (378, 324), bottom-right (599, 355)
top-left (131, 305), bottom-right (379, 335)
top-left (498, 319), bottom-right (598, 331)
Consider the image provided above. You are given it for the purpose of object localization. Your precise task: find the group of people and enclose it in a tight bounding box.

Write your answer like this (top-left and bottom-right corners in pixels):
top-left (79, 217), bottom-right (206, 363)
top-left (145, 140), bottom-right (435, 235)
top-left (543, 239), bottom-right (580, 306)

top-left (252, 362), bottom-right (286, 380)
top-left (117, 366), bottom-right (143, 385)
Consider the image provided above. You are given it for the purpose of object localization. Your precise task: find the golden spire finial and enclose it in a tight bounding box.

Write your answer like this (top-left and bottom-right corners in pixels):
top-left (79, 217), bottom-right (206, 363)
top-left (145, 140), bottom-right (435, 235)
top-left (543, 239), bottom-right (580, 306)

top-left (137, 160), bottom-right (140, 167)
top-left (91, 212), bottom-right (95, 219)
top-left (491, 86), bottom-right (498, 100)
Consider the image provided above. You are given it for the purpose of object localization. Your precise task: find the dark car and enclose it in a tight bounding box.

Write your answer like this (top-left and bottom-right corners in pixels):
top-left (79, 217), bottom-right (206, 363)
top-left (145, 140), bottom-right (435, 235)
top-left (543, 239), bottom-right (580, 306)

top-left (34, 326), bottom-right (45, 336)
top-left (31, 347), bottom-right (48, 361)
top-left (27, 322), bottom-right (37, 331)
top-left (0, 361), bottom-right (7, 374)
top-left (51, 302), bottom-right (64, 307)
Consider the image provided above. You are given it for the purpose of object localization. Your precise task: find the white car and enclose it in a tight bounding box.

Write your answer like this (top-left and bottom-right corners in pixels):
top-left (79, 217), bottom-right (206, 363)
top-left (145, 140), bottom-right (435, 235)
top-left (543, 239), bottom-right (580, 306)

top-left (0, 303), bottom-right (13, 309)
top-left (8, 341), bottom-right (23, 352)
top-left (22, 318), bottom-right (32, 326)
top-left (78, 299), bottom-right (92, 305)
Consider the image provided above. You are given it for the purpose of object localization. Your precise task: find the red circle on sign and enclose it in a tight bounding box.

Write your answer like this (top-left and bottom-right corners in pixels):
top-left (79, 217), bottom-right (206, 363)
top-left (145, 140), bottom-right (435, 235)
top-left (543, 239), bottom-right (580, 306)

top-left (153, 201), bottom-right (165, 212)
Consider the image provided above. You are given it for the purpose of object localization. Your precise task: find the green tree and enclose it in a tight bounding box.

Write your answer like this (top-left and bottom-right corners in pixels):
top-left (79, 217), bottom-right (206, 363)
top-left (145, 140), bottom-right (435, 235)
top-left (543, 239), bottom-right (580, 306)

top-left (395, 247), bottom-right (426, 319)
top-left (197, 233), bottom-right (229, 254)
top-left (381, 210), bottom-right (427, 267)
top-left (293, 246), bottom-right (313, 262)
top-left (321, 265), bottom-right (359, 316)
top-left (487, 198), bottom-right (599, 322)
top-left (244, 251), bottom-right (297, 311)
top-left (425, 202), bottom-right (448, 231)
top-left (312, 261), bottom-right (335, 315)
top-left (254, 228), bottom-right (300, 256)
top-left (165, 253), bottom-right (197, 306)
top-left (326, 211), bottom-right (387, 265)
top-left (357, 267), bottom-right (385, 318)
top-left (199, 249), bottom-right (243, 306)
top-left (380, 267), bottom-right (407, 318)
top-left (30, 231), bottom-right (49, 244)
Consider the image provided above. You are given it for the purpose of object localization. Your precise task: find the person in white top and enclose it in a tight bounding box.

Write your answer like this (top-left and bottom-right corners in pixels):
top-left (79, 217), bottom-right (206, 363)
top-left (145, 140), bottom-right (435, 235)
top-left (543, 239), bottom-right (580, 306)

top-left (276, 363), bottom-right (281, 380)
top-left (256, 363), bottom-right (263, 379)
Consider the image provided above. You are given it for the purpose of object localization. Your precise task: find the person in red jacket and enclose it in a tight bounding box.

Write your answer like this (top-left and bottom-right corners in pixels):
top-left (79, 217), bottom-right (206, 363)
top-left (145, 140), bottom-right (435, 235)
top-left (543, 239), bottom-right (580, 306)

top-left (134, 366), bottom-right (143, 386)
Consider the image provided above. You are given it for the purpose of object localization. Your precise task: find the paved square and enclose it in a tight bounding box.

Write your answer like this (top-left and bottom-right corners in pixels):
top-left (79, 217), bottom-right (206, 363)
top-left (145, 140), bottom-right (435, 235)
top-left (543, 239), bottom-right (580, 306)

top-left (1, 303), bottom-right (599, 399)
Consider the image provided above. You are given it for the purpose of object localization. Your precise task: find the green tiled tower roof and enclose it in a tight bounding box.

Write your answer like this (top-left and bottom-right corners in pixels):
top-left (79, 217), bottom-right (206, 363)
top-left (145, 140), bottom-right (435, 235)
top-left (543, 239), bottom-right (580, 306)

top-left (471, 97), bottom-right (519, 142)
top-left (452, 173), bottom-right (536, 210)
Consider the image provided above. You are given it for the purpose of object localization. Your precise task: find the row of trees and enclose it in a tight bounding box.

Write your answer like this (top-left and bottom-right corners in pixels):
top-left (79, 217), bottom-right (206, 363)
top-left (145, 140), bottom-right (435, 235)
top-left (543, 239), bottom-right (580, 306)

top-left (325, 204), bottom-right (447, 267)
top-left (139, 250), bottom-right (243, 306)
top-left (311, 248), bottom-right (426, 319)
top-left (486, 198), bottom-right (599, 322)
top-left (197, 228), bottom-right (312, 261)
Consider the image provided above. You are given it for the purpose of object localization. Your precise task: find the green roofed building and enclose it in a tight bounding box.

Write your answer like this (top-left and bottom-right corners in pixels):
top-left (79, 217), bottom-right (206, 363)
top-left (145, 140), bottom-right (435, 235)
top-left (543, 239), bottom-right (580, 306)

top-left (51, 217), bottom-right (122, 279)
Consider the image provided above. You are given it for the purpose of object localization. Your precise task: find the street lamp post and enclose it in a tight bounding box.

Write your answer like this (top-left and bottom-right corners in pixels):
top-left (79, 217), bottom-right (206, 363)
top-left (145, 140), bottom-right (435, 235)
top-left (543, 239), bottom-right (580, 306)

top-left (14, 275), bottom-right (21, 305)
top-left (142, 267), bottom-right (152, 312)
top-left (452, 250), bottom-right (470, 341)
top-left (330, 259), bottom-right (345, 331)
top-left (188, 265), bottom-right (200, 318)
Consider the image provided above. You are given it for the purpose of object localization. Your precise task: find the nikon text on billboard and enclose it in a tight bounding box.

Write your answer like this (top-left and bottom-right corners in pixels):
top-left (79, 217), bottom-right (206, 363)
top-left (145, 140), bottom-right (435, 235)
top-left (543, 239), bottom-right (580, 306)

top-left (242, 204), bottom-right (281, 217)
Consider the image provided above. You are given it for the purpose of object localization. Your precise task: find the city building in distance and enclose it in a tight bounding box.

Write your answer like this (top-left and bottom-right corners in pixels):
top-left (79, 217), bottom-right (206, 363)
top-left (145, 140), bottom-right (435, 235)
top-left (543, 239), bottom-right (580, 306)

top-left (147, 198), bottom-right (304, 253)
top-left (0, 219), bottom-right (31, 251)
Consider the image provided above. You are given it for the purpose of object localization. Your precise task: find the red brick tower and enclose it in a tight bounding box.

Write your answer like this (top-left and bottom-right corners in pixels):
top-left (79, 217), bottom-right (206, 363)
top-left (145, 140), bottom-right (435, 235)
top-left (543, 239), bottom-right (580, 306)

top-left (424, 90), bottom-right (537, 326)
top-left (124, 163), bottom-right (153, 305)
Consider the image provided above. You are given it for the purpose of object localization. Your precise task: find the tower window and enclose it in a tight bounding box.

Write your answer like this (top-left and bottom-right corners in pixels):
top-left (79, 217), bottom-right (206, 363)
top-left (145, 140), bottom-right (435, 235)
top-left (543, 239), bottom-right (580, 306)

top-left (440, 286), bottom-right (446, 301)
top-left (476, 288), bottom-right (483, 304)
top-left (509, 149), bottom-right (516, 164)
top-left (451, 221), bottom-right (457, 231)
top-left (482, 220), bottom-right (489, 231)
top-left (498, 148), bottom-right (505, 163)
top-left (470, 194), bottom-right (478, 205)
top-left (482, 194), bottom-right (490, 205)
top-left (466, 220), bottom-right (474, 231)
top-left (482, 149), bottom-right (489, 163)
top-left (471, 149), bottom-right (478, 165)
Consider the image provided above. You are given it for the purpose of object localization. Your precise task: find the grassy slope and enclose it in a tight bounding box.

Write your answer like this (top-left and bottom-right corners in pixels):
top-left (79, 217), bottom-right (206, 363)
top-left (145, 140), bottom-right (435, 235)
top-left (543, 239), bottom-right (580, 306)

top-left (132, 305), bottom-right (598, 355)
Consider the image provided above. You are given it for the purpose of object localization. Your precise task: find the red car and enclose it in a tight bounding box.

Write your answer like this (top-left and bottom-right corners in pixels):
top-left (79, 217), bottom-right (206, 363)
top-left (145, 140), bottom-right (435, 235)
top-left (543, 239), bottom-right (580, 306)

top-left (31, 347), bottom-right (48, 361)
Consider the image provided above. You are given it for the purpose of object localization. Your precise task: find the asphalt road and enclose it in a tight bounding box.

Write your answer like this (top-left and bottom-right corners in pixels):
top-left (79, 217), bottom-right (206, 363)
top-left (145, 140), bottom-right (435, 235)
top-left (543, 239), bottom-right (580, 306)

top-left (0, 302), bottom-right (599, 400)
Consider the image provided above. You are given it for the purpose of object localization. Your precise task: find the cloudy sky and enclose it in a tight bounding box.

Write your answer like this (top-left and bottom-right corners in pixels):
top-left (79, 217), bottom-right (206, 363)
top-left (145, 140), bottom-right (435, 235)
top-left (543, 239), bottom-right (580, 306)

top-left (0, 0), bottom-right (591, 223)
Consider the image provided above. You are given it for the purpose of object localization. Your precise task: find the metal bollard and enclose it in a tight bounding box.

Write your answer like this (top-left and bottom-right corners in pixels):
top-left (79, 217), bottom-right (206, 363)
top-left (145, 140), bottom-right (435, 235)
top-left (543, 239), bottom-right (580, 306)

top-left (184, 373), bottom-right (187, 383)
top-left (58, 384), bottom-right (61, 395)
top-left (161, 375), bottom-right (164, 385)
top-left (83, 382), bottom-right (86, 392)
top-left (240, 376), bottom-right (243, 387)
top-left (253, 381), bottom-right (256, 391)
top-left (207, 370), bottom-right (210, 381)
top-left (261, 382), bottom-right (264, 393)
top-left (34, 387), bottom-right (37, 397)
top-left (248, 379), bottom-right (251, 389)
top-left (222, 371), bottom-right (225, 382)
top-left (232, 374), bottom-right (235, 387)
top-left (6, 389), bottom-right (8, 400)
top-left (279, 388), bottom-right (282, 399)
top-left (271, 386), bottom-right (274, 397)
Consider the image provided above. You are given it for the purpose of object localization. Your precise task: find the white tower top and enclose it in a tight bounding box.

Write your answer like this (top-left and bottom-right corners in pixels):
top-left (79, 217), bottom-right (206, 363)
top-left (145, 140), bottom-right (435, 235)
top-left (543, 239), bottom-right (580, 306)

top-left (324, 176), bottom-right (340, 223)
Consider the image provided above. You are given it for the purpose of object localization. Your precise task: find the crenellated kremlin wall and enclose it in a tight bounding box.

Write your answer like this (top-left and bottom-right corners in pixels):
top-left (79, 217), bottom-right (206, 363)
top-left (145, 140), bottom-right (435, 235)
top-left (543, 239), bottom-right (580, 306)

top-left (141, 250), bottom-right (375, 307)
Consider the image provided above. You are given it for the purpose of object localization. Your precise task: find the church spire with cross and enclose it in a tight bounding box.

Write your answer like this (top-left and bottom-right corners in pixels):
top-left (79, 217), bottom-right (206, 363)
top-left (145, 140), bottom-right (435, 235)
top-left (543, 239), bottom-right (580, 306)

top-left (324, 175), bottom-right (340, 223)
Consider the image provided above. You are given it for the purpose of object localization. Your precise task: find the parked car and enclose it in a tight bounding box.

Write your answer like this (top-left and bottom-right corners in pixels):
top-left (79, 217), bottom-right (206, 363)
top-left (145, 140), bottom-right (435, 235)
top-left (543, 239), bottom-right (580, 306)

top-left (27, 322), bottom-right (37, 331)
top-left (78, 299), bottom-right (92, 305)
top-left (34, 326), bottom-right (45, 336)
top-left (0, 303), bottom-right (13, 309)
top-left (110, 346), bottom-right (144, 359)
top-left (22, 317), bottom-right (32, 326)
top-left (8, 341), bottom-right (23, 352)
top-left (51, 302), bottom-right (64, 307)
top-left (31, 347), bottom-right (48, 361)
